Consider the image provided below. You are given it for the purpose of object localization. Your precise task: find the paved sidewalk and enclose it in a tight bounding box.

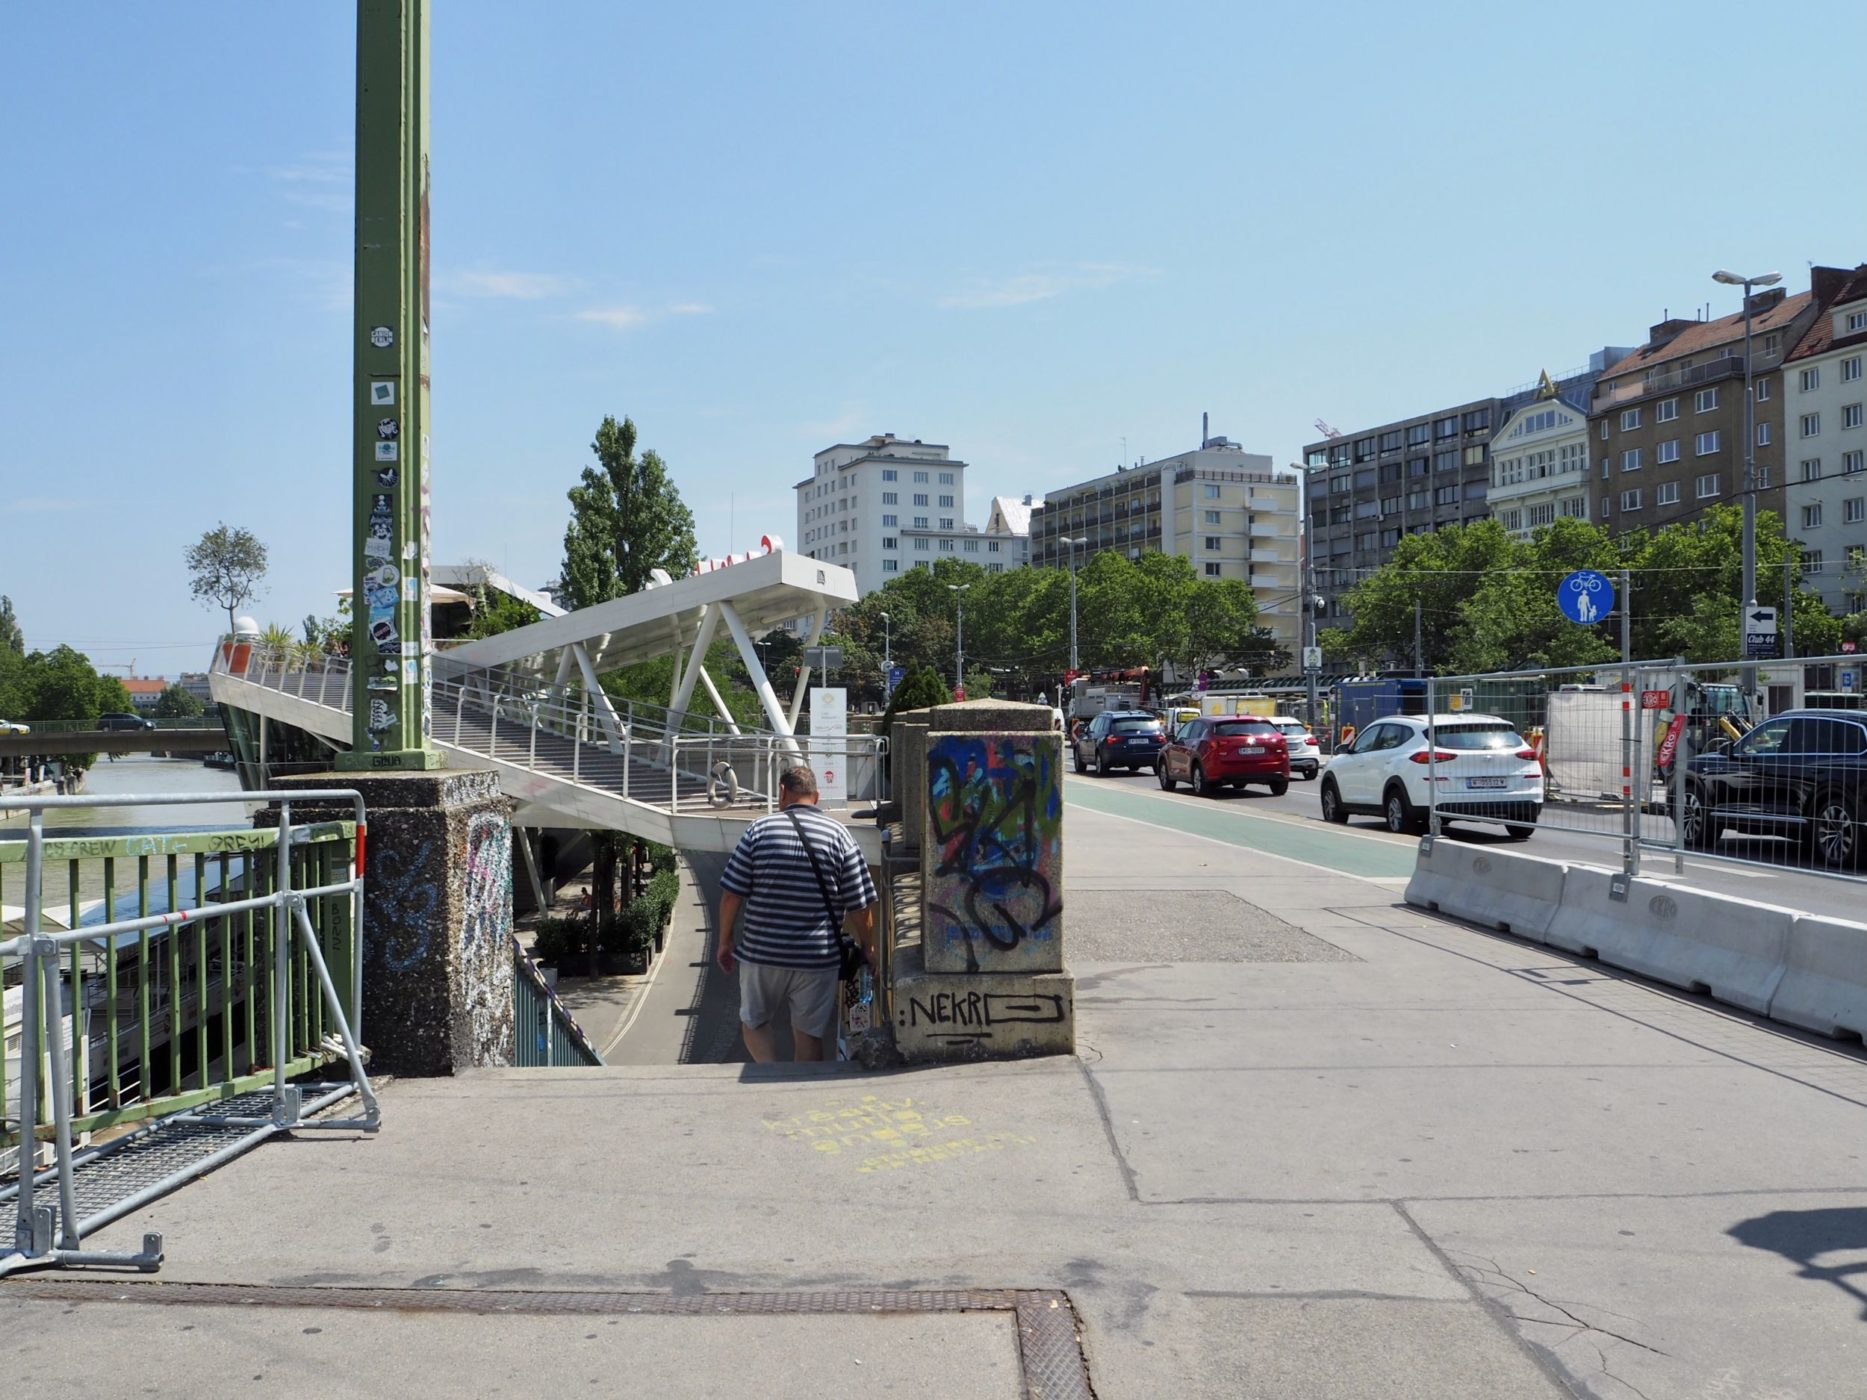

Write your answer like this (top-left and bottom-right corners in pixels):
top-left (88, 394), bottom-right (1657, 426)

top-left (9, 798), bottom-right (1867, 1397)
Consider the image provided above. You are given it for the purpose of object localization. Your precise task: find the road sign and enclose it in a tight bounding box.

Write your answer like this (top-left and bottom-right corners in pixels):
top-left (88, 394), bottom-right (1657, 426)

top-left (1843, 669), bottom-right (1858, 690)
top-left (885, 664), bottom-right (906, 695)
top-left (1557, 570), bottom-right (1614, 624)
top-left (1302, 645), bottom-right (1323, 672)
top-left (1640, 689), bottom-right (1672, 710)
top-left (954, 685), bottom-right (966, 702)
top-left (1845, 641), bottom-right (1858, 654)
top-left (1744, 606), bottom-right (1778, 660)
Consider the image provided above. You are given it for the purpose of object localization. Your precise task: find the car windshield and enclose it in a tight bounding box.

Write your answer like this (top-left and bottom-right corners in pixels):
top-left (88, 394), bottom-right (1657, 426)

top-left (1433, 723), bottom-right (1525, 750)
top-left (1212, 720), bottom-right (1277, 738)
top-left (1276, 723), bottom-right (1309, 738)
top-left (1111, 718), bottom-right (1161, 733)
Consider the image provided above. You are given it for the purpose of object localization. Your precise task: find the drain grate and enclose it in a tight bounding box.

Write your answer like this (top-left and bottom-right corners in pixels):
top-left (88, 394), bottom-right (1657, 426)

top-left (1, 1280), bottom-right (1095, 1397)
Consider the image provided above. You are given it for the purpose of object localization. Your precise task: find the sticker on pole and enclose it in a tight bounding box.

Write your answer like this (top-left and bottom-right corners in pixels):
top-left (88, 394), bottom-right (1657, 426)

top-left (369, 325), bottom-right (395, 349)
top-left (1557, 570), bottom-right (1613, 624)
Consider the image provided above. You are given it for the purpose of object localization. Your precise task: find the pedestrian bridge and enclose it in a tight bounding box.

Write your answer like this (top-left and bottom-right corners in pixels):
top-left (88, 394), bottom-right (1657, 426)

top-left (209, 550), bottom-right (883, 859)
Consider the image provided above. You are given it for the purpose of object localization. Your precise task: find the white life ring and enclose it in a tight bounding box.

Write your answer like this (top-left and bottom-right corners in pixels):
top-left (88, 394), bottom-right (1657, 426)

top-left (707, 761), bottom-right (739, 808)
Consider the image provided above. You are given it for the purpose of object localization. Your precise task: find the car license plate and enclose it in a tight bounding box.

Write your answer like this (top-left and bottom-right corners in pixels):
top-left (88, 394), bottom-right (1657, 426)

top-left (1466, 776), bottom-right (1508, 789)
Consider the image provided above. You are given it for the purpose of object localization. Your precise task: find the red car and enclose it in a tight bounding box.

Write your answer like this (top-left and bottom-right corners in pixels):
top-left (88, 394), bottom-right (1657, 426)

top-left (1157, 716), bottom-right (1290, 797)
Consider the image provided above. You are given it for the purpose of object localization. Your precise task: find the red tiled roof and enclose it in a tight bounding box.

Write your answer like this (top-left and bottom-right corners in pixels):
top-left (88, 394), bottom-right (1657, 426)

top-left (1786, 265), bottom-right (1867, 363)
top-left (122, 677), bottom-right (168, 696)
top-left (1600, 292), bottom-right (1812, 380)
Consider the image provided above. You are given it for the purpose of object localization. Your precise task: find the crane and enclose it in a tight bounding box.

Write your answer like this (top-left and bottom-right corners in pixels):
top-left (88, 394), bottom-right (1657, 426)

top-left (1313, 419), bottom-right (1343, 440)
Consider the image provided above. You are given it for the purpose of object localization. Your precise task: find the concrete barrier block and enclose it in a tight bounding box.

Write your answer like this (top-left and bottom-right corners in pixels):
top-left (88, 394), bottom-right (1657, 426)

top-left (1772, 915), bottom-right (1867, 1040)
top-left (1404, 839), bottom-right (1566, 942)
top-left (1550, 866), bottom-right (1792, 1015)
top-left (922, 730), bottom-right (1065, 975)
top-left (892, 940), bottom-right (1074, 1062)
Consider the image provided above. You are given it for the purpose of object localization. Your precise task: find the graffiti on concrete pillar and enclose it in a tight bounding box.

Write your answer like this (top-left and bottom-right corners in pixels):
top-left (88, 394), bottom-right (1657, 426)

top-left (460, 811), bottom-right (512, 952)
top-left (925, 733), bottom-right (1063, 973)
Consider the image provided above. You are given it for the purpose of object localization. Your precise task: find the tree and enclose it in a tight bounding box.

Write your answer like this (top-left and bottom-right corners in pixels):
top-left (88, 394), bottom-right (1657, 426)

top-left (186, 523), bottom-right (268, 639)
top-left (0, 595), bottom-right (21, 654)
top-left (151, 683), bottom-right (204, 719)
top-left (560, 416), bottom-right (699, 610)
top-left (879, 665), bottom-right (953, 737)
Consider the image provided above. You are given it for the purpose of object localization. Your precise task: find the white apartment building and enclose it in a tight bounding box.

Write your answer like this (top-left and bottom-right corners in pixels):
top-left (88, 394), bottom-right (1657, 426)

top-left (1783, 266), bottom-right (1867, 612)
top-left (1486, 391), bottom-right (1592, 540)
top-left (796, 434), bottom-right (1030, 595)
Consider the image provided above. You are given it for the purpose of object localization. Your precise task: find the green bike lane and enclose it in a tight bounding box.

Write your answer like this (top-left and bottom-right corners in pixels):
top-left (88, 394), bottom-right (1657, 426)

top-left (1062, 773), bottom-right (1421, 880)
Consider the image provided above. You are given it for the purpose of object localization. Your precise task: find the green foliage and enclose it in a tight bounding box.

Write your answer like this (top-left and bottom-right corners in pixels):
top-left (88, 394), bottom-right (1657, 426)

top-left (529, 916), bottom-right (587, 966)
top-left (0, 645), bottom-right (131, 768)
top-left (0, 595), bottom-right (21, 654)
top-left (1327, 507), bottom-right (1837, 672)
top-left (457, 561), bottom-right (543, 640)
top-left (185, 523), bottom-right (268, 636)
top-left (880, 665), bottom-right (953, 734)
top-left (151, 683), bottom-right (203, 719)
top-left (560, 415), bottom-right (699, 610)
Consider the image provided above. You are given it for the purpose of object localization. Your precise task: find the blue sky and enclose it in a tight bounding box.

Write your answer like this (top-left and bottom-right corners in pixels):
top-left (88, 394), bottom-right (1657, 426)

top-left (4, 1), bottom-right (1864, 673)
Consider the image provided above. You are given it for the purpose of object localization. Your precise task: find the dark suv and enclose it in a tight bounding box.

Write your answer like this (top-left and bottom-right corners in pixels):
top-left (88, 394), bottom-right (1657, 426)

top-left (1678, 709), bottom-right (1867, 868)
top-left (1072, 709), bottom-right (1164, 776)
top-left (97, 712), bottom-right (156, 731)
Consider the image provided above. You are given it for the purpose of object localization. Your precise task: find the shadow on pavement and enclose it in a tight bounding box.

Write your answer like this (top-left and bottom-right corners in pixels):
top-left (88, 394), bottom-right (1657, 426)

top-left (1728, 1206), bottom-right (1867, 1320)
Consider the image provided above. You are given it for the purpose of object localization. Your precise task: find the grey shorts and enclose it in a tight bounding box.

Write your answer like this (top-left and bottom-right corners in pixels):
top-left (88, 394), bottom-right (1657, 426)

top-left (739, 961), bottom-right (840, 1040)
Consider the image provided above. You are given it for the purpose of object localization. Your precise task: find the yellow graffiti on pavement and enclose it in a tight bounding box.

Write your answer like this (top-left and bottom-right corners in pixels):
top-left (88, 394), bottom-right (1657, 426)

top-left (762, 1093), bottom-right (1036, 1174)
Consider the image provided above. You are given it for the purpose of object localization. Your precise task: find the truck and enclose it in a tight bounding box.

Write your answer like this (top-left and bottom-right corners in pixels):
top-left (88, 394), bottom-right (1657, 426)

top-left (1066, 668), bottom-right (1155, 723)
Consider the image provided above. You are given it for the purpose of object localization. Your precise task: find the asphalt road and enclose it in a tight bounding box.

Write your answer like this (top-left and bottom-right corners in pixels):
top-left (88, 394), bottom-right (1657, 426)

top-left (1064, 758), bottom-right (1867, 920)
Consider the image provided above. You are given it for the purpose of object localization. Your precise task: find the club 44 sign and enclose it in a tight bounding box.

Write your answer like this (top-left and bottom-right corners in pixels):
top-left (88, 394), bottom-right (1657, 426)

top-left (1744, 606), bottom-right (1778, 660)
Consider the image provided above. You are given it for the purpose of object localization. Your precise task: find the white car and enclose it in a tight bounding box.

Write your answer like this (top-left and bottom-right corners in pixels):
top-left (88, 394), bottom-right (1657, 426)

top-left (1318, 713), bottom-right (1543, 837)
top-left (1267, 715), bottom-right (1323, 780)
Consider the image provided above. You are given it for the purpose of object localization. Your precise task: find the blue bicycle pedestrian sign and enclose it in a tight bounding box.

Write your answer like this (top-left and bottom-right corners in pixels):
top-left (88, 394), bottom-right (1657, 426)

top-left (885, 664), bottom-right (906, 695)
top-left (1557, 570), bottom-right (1614, 624)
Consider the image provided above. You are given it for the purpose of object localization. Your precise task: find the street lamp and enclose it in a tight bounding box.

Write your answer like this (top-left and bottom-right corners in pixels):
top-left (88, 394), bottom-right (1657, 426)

top-left (947, 584), bottom-right (971, 694)
top-left (1713, 267), bottom-right (1782, 696)
top-left (879, 611), bottom-right (891, 673)
top-left (1061, 536), bottom-right (1087, 674)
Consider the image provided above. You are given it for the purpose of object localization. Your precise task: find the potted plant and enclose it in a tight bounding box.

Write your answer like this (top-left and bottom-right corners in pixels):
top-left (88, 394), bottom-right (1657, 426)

top-left (600, 906), bottom-right (652, 976)
top-left (528, 916), bottom-right (583, 988)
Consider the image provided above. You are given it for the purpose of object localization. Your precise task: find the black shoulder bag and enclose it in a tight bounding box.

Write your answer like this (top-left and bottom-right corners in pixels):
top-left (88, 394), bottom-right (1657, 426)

top-left (784, 808), bottom-right (867, 982)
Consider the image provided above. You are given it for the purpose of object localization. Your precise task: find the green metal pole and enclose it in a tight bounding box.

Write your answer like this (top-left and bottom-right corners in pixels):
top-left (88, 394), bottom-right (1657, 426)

top-left (340, 0), bottom-right (441, 771)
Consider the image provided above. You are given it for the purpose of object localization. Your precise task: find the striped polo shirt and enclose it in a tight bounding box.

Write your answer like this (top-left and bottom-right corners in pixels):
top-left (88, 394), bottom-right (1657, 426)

top-left (720, 804), bottom-right (877, 969)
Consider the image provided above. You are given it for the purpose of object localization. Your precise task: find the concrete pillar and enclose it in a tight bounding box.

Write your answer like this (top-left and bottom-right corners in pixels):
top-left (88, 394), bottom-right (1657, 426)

top-left (260, 769), bottom-right (515, 1076)
top-left (892, 717), bottom-right (932, 856)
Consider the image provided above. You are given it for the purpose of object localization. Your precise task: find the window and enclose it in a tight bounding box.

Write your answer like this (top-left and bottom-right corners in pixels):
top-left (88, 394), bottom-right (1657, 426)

top-left (1434, 449), bottom-right (1459, 472)
top-left (939, 518), bottom-right (954, 530)
top-left (1204, 562), bottom-right (1221, 577)
top-left (987, 540), bottom-right (1000, 553)
top-left (1434, 485), bottom-right (1457, 506)
top-left (1657, 439), bottom-right (1681, 464)
top-left (1803, 503), bottom-right (1824, 529)
top-left (1848, 450), bottom-right (1865, 475)
top-left (1844, 356), bottom-right (1863, 383)
top-left (1621, 489), bottom-right (1643, 512)
top-left (939, 472), bottom-right (954, 485)
top-left (1696, 473), bottom-right (1721, 499)
top-left (1203, 535), bottom-right (1221, 550)
top-left (1599, 420), bottom-right (1609, 440)
top-left (1378, 430), bottom-right (1402, 453)
top-left (1695, 387), bottom-right (1720, 412)
top-left (1805, 550), bottom-right (1824, 576)
top-left (1845, 404), bottom-right (1864, 429)
top-left (883, 559), bottom-right (899, 573)
top-left (912, 470), bottom-right (928, 483)
top-left (913, 515), bottom-right (928, 528)
top-left (1600, 494), bottom-right (1611, 517)
top-left (1203, 483), bottom-right (1220, 499)
top-left (881, 536), bottom-right (897, 550)
top-left (939, 538), bottom-right (954, 552)
top-left (1462, 408), bottom-right (1490, 433)
top-left (1696, 430), bottom-right (1722, 455)
top-left (882, 469), bottom-right (897, 481)
top-left (1757, 422), bottom-right (1772, 446)
top-left (1622, 448), bottom-right (1643, 472)
top-left (1658, 481), bottom-right (1680, 506)
top-left (1436, 416), bottom-right (1459, 439)
top-left (1657, 398), bottom-right (1679, 422)
top-left (1464, 444), bottom-right (1485, 466)
top-left (1407, 422), bottom-right (1431, 446)
top-left (1756, 379), bottom-right (1772, 401)
top-left (1801, 368), bottom-right (1822, 392)
top-left (1802, 457), bottom-right (1824, 481)
top-left (913, 538), bottom-right (929, 551)
top-left (1560, 496), bottom-right (1587, 518)
top-left (881, 513), bottom-right (897, 526)
top-left (913, 492), bottom-right (928, 505)
top-left (1203, 509), bottom-right (1221, 525)
top-left (882, 491), bottom-right (898, 504)
top-left (1848, 310), bottom-right (1867, 333)
top-left (1621, 408), bottom-right (1642, 430)
top-left (963, 539), bottom-right (979, 553)
top-left (1848, 499), bottom-right (1866, 524)
top-left (1802, 413), bottom-right (1822, 438)
top-left (938, 494), bottom-right (954, 507)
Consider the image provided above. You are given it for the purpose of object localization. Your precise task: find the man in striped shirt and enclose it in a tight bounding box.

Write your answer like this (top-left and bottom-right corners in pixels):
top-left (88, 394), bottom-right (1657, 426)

top-left (717, 764), bottom-right (878, 1062)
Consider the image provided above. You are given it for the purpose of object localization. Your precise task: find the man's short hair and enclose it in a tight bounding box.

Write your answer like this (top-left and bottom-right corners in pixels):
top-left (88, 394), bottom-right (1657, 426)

top-left (779, 764), bottom-right (819, 798)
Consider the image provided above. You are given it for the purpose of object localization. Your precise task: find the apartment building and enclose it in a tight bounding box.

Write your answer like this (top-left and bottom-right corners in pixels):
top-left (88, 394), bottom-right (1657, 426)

top-left (1029, 438), bottom-right (1302, 654)
top-left (1588, 291), bottom-right (1821, 535)
top-left (1486, 378), bottom-right (1594, 540)
top-left (984, 494), bottom-right (1042, 570)
top-left (1781, 265), bottom-right (1867, 611)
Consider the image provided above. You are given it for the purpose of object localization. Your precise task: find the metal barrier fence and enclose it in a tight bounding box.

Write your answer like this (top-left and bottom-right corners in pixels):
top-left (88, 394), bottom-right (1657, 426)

top-left (1424, 652), bottom-right (1867, 882)
top-left (2, 790), bottom-right (379, 1276)
top-left (511, 939), bottom-right (603, 1067)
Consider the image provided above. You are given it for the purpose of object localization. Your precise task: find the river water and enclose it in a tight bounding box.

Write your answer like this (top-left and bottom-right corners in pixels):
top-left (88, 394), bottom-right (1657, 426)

top-left (1, 756), bottom-right (256, 919)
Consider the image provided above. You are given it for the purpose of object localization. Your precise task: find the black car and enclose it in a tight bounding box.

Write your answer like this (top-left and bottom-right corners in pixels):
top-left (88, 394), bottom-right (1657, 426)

top-left (1072, 709), bottom-right (1164, 775)
top-left (1678, 709), bottom-right (1867, 868)
top-left (97, 711), bottom-right (156, 731)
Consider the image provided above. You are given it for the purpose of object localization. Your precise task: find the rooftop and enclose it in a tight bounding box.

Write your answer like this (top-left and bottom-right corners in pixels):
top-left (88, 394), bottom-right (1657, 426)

top-left (1786, 263), bottom-right (1867, 364)
top-left (1600, 291), bottom-right (1810, 380)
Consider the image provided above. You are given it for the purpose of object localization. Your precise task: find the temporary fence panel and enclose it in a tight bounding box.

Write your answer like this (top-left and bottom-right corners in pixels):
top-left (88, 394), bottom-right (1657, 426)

top-left (1, 789), bottom-right (379, 1277)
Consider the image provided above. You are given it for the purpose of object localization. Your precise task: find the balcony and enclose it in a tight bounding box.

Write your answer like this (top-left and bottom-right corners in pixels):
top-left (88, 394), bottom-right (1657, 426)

top-left (1597, 355), bottom-right (1744, 408)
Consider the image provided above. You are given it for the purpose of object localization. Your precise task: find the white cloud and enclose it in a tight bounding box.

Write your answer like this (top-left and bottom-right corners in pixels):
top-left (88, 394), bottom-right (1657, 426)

top-left (938, 261), bottom-right (1155, 309)
top-left (574, 302), bottom-right (713, 331)
top-left (449, 269), bottom-right (576, 300)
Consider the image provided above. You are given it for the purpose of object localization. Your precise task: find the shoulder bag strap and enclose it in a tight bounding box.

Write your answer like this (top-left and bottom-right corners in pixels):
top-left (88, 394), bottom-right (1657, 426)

top-left (784, 808), bottom-right (843, 931)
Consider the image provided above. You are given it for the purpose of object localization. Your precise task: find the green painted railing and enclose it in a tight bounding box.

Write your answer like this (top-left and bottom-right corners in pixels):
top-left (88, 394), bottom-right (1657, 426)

top-left (511, 941), bottom-right (603, 1067)
top-left (2, 822), bottom-right (361, 1148)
